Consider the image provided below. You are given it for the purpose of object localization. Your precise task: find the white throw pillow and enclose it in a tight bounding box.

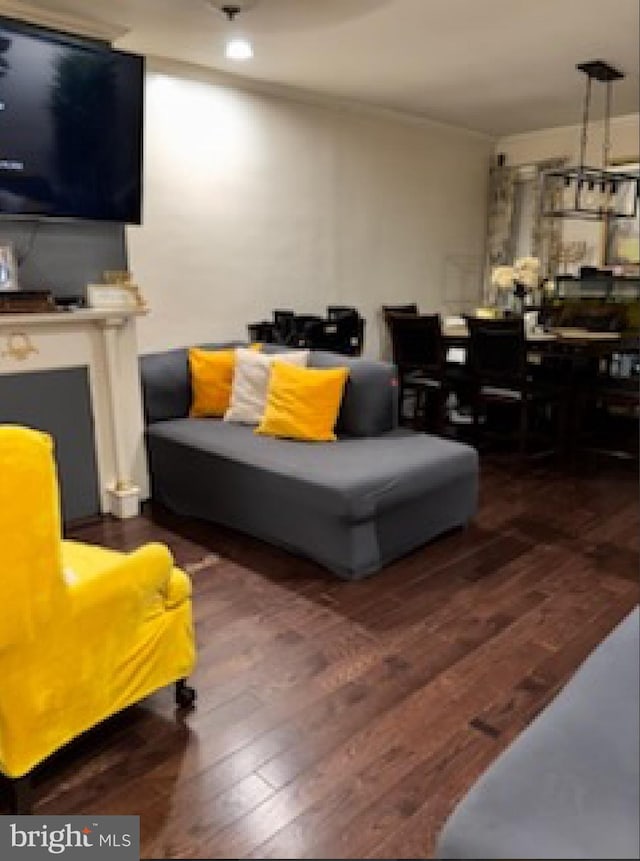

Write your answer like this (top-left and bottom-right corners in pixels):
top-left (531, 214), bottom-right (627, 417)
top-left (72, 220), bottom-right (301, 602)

top-left (224, 348), bottom-right (309, 425)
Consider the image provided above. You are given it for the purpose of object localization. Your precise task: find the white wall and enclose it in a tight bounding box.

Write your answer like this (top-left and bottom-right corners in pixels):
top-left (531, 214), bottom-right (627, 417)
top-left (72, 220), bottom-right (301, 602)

top-left (127, 59), bottom-right (493, 357)
top-left (496, 114), bottom-right (639, 269)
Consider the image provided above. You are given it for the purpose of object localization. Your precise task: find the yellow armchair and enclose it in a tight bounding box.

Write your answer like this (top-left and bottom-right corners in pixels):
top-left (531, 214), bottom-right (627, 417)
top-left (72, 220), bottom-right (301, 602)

top-left (0, 426), bottom-right (196, 812)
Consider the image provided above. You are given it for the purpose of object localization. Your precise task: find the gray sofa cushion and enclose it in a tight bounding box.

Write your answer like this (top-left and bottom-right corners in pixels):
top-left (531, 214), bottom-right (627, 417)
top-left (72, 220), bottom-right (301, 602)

top-left (308, 350), bottom-right (398, 437)
top-left (148, 418), bottom-right (477, 521)
top-left (436, 607), bottom-right (640, 860)
top-left (146, 417), bottom-right (478, 578)
top-left (140, 342), bottom-right (242, 425)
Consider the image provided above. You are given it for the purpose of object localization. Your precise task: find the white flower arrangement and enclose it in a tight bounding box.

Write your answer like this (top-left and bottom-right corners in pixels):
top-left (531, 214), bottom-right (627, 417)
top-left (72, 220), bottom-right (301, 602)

top-left (491, 265), bottom-right (516, 291)
top-left (491, 256), bottom-right (541, 292)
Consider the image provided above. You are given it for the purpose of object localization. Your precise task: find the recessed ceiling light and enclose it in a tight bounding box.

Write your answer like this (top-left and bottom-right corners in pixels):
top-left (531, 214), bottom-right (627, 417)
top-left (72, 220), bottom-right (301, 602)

top-left (225, 37), bottom-right (253, 60)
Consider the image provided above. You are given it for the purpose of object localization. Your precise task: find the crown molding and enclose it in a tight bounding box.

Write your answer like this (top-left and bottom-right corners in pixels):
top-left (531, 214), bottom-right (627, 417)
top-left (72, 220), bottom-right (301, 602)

top-left (496, 112), bottom-right (640, 146)
top-left (0, 0), bottom-right (128, 42)
top-left (146, 55), bottom-right (495, 143)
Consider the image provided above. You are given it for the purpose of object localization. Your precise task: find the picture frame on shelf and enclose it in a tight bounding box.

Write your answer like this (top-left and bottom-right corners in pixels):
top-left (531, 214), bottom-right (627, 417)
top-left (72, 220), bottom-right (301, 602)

top-left (87, 283), bottom-right (139, 311)
top-left (0, 244), bottom-right (18, 291)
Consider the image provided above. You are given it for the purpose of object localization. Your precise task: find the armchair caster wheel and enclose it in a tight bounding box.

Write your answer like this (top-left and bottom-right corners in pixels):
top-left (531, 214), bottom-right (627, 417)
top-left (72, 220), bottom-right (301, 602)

top-left (175, 679), bottom-right (197, 709)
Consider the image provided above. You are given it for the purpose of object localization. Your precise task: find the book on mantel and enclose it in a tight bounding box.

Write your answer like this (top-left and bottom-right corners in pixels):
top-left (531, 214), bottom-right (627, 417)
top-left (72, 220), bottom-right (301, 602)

top-left (0, 290), bottom-right (55, 313)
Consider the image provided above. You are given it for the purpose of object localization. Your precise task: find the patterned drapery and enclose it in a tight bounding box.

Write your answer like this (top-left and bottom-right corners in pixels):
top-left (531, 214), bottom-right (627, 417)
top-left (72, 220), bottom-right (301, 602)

top-left (484, 164), bottom-right (517, 302)
top-left (531, 158), bottom-right (566, 278)
top-left (486, 164), bottom-right (517, 264)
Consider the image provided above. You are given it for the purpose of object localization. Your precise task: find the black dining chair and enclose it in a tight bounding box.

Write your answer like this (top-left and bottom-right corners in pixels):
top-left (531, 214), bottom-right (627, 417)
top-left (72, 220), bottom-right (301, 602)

top-left (381, 304), bottom-right (420, 362)
top-left (327, 305), bottom-right (357, 319)
top-left (247, 321), bottom-right (278, 343)
top-left (273, 309), bottom-right (296, 345)
top-left (303, 314), bottom-right (364, 356)
top-left (466, 317), bottom-right (563, 456)
top-left (382, 303), bottom-right (419, 323)
top-left (288, 314), bottom-right (324, 347)
top-left (325, 307), bottom-right (365, 355)
top-left (386, 313), bottom-right (446, 431)
top-left (575, 345), bottom-right (640, 463)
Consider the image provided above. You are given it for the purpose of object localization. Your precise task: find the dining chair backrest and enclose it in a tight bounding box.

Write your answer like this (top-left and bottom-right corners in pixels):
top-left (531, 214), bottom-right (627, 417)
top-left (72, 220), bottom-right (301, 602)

top-left (327, 305), bottom-right (358, 320)
top-left (466, 317), bottom-right (526, 387)
top-left (285, 314), bottom-right (322, 347)
top-left (387, 313), bottom-right (443, 376)
top-left (541, 300), bottom-right (627, 333)
top-left (326, 309), bottom-right (365, 354)
top-left (304, 314), bottom-right (364, 356)
top-left (382, 303), bottom-right (419, 323)
top-left (248, 321), bottom-right (278, 343)
top-left (272, 309), bottom-right (296, 344)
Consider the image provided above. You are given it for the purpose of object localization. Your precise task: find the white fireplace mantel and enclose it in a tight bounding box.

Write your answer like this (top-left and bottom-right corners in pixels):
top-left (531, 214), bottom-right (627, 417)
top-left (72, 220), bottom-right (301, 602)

top-left (0, 308), bottom-right (148, 518)
top-left (0, 309), bottom-right (142, 328)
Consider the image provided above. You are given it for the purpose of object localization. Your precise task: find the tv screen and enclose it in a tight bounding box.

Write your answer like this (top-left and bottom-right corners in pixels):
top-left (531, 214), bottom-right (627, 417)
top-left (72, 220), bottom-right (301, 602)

top-left (0, 18), bottom-right (143, 223)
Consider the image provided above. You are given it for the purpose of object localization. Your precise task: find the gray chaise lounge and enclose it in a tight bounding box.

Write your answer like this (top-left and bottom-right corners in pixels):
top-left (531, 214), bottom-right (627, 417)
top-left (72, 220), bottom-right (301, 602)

top-left (140, 344), bottom-right (478, 579)
top-left (436, 607), bottom-right (640, 860)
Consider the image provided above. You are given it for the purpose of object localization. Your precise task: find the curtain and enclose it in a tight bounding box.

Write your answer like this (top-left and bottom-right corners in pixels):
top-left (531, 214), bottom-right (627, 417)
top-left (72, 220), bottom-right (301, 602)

top-left (484, 164), bottom-right (517, 302)
top-left (531, 158), bottom-right (566, 278)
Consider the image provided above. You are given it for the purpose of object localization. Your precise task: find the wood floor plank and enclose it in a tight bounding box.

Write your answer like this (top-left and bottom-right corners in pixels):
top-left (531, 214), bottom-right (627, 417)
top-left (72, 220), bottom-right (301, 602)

top-left (3, 455), bottom-right (634, 861)
top-left (141, 773), bottom-right (274, 859)
top-left (311, 730), bottom-right (497, 861)
top-left (472, 597), bottom-right (639, 743)
top-left (363, 732), bottom-right (498, 859)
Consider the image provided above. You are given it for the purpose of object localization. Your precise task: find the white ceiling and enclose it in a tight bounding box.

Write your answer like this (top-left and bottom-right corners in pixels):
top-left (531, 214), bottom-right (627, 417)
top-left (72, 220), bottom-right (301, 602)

top-left (5, 0), bottom-right (640, 136)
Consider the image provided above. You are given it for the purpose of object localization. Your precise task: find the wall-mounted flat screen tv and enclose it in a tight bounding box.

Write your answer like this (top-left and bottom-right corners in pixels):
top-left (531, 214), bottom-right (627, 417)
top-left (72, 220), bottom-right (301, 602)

top-left (0, 17), bottom-right (144, 223)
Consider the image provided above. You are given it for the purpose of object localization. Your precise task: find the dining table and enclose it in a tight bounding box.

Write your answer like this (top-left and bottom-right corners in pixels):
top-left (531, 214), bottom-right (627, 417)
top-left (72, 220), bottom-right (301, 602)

top-left (442, 320), bottom-right (630, 347)
top-left (440, 318), bottom-right (639, 459)
top-left (442, 320), bottom-right (639, 364)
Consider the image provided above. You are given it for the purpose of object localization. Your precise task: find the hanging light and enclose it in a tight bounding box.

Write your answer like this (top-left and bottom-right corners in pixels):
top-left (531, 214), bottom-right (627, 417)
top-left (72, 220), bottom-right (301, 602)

top-left (225, 37), bottom-right (253, 60)
top-left (541, 61), bottom-right (639, 221)
top-left (208, 2), bottom-right (257, 60)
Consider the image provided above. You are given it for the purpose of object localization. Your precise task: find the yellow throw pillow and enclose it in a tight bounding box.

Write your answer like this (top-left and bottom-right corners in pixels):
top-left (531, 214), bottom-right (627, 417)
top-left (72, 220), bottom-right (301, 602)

top-left (256, 361), bottom-right (349, 442)
top-left (189, 345), bottom-right (260, 417)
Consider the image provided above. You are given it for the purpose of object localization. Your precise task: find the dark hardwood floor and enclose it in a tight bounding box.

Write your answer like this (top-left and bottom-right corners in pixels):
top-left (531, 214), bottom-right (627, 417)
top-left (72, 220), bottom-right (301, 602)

top-left (3, 455), bottom-right (638, 858)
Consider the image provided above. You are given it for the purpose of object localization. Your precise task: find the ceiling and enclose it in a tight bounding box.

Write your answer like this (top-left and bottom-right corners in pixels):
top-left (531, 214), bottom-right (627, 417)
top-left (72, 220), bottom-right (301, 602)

top-left (4, 0), bottom-right (640, 136)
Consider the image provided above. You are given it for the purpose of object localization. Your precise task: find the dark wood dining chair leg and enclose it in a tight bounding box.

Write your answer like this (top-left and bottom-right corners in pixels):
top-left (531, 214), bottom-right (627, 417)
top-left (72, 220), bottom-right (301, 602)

top-left (399, 379), bottom-right (415, 427)
top-left (518, 401), bottom-right (529, 458)
top-left (471, 391), bottom-right (482, 448)
top-left (421, 389), bottom-right (430, 432)
top-left (10, 774), bottom-right (32, 815)
top-left (398, 378), bottom-right (405, 424)
top-left (557, 397), bottom-right (572, 469)
top-left (413, 388), bottom-right (425, 431)
top-left (435, 388), bottom-right (447, 436)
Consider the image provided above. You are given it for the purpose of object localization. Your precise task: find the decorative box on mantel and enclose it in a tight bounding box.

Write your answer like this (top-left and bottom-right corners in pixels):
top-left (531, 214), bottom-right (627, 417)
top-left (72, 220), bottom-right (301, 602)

top-left (0, 290), bottom-right (55, 313)
top-left (0, 308), bottom-right (148, 519)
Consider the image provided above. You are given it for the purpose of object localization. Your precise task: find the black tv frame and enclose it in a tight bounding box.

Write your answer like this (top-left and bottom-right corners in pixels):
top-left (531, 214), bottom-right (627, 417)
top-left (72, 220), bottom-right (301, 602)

top-left (0, 15), bottom-right (144, 225)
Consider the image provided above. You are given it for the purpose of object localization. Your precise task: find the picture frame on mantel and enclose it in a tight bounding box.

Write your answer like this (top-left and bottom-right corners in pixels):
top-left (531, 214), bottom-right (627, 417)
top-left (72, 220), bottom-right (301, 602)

top-left (0, 244), bottom-right (18, 291)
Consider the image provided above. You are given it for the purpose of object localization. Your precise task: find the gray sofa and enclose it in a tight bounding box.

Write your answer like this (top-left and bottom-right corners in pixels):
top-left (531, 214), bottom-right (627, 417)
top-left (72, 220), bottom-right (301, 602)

top-left (436, 607), bottom-right (640, 860)
top-left (140, 343), bottom-right (478, 579)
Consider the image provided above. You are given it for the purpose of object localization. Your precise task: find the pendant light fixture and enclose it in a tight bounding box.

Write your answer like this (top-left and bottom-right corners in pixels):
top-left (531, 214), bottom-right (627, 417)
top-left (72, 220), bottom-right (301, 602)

top-left (208, 2), bottom-right (257, 60)
top-left (541, 60), bottom-right (639, 220)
